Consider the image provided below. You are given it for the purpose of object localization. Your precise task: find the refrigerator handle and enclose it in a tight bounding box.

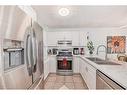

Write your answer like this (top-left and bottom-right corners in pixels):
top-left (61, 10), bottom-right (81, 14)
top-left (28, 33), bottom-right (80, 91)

top-left (31, 30), bottom-right (38, 73)
top-left (25, 35), bottom-right (32, 76)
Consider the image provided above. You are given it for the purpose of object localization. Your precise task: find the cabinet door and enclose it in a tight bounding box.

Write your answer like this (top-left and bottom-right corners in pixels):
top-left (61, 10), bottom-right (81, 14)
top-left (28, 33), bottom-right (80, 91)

top-left (46, 32), bottom-right (57, 46)
top-left (73, 57), bottom-right (79, 73)
top-left (72, 32), bottom-right (79, 46)
top-left (79, 57), bottom-right (96, 89)
top-left (49, 56), bottom-right (56, 73)
top-left (79, 57), bottom-right (82, 74)
top-left (64, 31), bottom-right (72, 40)
top-left (79, 58), bottom-right (85, 79)
top-left (44, 59), bottom-right (50, 79)
top-left (85, 63), bottom-right (96, 89)
top-left (79, 31), bottom-right (87, 46)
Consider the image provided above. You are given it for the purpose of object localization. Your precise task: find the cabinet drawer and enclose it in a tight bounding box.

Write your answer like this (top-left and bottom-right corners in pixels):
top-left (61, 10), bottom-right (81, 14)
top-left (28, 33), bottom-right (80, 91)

top-left (87, 63), bottom-right (96, 76)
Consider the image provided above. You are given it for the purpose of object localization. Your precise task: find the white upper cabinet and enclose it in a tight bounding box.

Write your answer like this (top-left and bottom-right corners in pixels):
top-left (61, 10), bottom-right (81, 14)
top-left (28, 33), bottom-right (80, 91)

top-left (63, 31), bottom-right (72, 40)
top-left (72, 31), bottom-right (79, 46)
top-left (46, 31), bottom-right (72, 46)
top-left (79, 31), bottom-right (87, 46)
top-left (56, 31), bottom-right (72, 41)
top-left (46, 30), bottom-right (87, 46)
top-left (46, 32), bottom-right (58, 46)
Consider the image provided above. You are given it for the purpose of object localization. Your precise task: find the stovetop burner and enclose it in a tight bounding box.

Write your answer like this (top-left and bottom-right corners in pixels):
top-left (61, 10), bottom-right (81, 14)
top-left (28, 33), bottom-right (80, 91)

top-left (57, 49), bottom-right (72, 57)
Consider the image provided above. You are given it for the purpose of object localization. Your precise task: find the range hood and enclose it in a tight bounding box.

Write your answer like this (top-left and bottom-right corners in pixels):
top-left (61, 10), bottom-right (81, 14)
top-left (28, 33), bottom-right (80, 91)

top-left (57, 40), bottom-right (72, 46)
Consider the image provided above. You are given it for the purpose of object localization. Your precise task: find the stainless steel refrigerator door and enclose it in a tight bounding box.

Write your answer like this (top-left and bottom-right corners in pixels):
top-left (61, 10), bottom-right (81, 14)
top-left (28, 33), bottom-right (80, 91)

top-left (2, 6), bottom-right (33, 89)
top-left (4, 65), bottom-right (32, 89)
top-left (24, 27), bottom-right (33, 76)
top-left (32, 22), bottom-right (44, 83)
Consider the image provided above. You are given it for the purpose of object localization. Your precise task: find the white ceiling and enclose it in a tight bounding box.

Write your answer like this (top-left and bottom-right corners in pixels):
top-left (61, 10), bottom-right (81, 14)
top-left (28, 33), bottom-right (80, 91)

top-left (32, 6), bottom-right (127, 28)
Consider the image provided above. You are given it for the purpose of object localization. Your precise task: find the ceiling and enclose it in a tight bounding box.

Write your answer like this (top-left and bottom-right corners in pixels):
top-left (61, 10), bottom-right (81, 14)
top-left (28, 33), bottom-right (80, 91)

top-left (32, 6), bottom-right (127, 28)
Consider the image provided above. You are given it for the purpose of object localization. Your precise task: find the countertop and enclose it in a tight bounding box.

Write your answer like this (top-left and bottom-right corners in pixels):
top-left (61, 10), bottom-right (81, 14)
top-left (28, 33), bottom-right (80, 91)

top-left (78, 55), bottom-right (127, 89)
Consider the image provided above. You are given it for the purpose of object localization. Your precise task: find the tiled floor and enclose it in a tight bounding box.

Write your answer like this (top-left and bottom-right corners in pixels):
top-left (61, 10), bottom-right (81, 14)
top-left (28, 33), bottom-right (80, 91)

top-left (44, 73), bottom-right (88, 90)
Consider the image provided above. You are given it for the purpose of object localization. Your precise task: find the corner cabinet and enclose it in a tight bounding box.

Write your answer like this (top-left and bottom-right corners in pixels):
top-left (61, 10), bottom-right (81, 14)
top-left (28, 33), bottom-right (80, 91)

top-left (44, 59), bottom-right (50, 80)
top-left (49, 56), bottom-right (57, 73)
top-left (73, 56), bottom-right (80, 73)
top-left (44, 56), bottom-right (56, 79)
top-left (79, 57), bottom-right (96, 89)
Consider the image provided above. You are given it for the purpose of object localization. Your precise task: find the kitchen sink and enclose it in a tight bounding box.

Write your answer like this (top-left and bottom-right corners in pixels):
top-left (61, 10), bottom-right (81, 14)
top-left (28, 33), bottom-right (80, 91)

top-left (86, 57), bottom-right (105, 61)
top-left (94, 61), bottom-right (121, 65)
top-left (86, 57), bottom-right (121, 65)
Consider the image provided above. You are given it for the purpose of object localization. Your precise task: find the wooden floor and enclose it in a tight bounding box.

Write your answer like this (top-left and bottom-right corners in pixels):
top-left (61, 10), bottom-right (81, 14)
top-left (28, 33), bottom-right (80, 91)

top-left (44, 73), bottom-right (88, 89)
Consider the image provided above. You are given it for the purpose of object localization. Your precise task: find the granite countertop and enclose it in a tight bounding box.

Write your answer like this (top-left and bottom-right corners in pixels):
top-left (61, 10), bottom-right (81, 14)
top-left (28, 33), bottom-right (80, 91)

top-left (78, 55), bottom-right (127, 89)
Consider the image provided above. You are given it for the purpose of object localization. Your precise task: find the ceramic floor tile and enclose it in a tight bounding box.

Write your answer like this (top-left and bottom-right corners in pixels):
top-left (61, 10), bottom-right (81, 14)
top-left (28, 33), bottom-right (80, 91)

top-left (53, 82), bottom-right (64, 89)
top-left (73, 74), bottom-right (81, 77)
top-left (59, 85), bottom-right (69, 90)
top-left (65, 83), bottom-right (74, 89)
top-left (48, 73), bottom-right (57, 77)
top-left (65, 76), bottom-right (73, 83)
top-left (44, 73), bottom-right (88, 90)
top-left (74, 83), bottom-right (87, 89)
top-left (73, 77), bottom-right (83, 83)
top-left (56, 76), bottom-right (65, 83)
top-left (46, 76), bottom-right (56, 82)
top-left (44, 82), bottom-right (55, 89)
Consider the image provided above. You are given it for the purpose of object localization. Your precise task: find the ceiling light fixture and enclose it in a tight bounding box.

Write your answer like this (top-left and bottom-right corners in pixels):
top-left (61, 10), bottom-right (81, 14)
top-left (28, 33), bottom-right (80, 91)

top-left (58, 8), bottom-right (70, 16)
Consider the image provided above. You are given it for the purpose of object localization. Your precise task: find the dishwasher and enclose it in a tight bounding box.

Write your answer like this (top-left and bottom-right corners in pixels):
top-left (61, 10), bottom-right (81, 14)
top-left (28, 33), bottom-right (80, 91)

top-left (96, 70), bottom-right (125, 90)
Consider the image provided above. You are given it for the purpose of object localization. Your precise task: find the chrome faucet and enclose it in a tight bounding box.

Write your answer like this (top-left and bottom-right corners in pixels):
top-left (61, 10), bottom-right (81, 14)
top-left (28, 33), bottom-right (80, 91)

top-left (96, 45), bottom-right (107, 60)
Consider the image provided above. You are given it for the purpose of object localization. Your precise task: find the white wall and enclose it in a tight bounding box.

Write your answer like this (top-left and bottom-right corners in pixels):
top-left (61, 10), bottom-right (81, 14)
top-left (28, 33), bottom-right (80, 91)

top-left (46, 27), bottom-right (127, 60)
top-left (85, 27), bottom-right (126, 60)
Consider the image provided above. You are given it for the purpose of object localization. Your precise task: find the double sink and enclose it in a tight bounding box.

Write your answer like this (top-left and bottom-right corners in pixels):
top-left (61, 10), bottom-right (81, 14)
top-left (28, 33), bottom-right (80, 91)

top-left (86, 57), bottom-right (121, 65)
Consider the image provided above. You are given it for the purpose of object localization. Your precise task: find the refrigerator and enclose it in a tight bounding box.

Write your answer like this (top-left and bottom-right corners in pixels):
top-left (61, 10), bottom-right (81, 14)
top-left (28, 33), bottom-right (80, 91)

top-left (1, 6), bottom-right (44, 89)
top-left (24, 21), bottom-right (44, 89)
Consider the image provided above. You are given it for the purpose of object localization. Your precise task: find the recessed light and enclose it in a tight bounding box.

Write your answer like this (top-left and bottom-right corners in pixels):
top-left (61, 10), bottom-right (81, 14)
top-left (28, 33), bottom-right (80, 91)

top-left (58, 8), bottom-right (70, 16)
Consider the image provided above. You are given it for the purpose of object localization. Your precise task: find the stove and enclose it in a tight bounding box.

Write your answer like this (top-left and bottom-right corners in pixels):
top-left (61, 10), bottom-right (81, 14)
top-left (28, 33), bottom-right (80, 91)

top-left (56, 49), bottom-right (73, 75)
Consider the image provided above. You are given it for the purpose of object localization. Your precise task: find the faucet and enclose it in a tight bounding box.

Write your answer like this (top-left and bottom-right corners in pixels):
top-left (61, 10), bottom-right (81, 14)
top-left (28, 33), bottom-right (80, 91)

top-left (96, 45), bottom-right (107, 60)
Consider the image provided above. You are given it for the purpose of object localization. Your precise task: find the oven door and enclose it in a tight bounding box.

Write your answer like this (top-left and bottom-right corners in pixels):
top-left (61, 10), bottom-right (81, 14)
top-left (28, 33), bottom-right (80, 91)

top-left (57, 57), bottom-right (72, 71)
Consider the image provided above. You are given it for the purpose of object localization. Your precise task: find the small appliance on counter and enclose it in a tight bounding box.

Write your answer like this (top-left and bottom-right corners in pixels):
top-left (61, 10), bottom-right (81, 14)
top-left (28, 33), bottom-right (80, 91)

top-left (73, 48), bottom-right (79, 55)
top-left (47, 49), bottom-right (52, 55)
top-left (52, 48), bottom-right (58, 55)
top-left (80, 48), bottom-right (85, 55)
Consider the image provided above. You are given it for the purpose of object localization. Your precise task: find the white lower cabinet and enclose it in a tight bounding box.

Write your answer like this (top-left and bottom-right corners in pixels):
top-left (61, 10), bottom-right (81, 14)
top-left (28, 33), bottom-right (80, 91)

top-left (79, 57), bottom-right (96, 89)
top-left (44, 56), bottom-right (56, 79)
top-left (49, 56), bottom-right (57, 73)
top-left (73, 56), bottom-right (80, 73)
top-left (44, 59), bottom-right (50, 80)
